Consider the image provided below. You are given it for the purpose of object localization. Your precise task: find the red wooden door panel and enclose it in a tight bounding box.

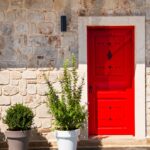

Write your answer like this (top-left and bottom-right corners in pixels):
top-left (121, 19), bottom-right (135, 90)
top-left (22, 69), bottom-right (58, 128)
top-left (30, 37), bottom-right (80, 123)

top-left (87, 26), bottom-right (134, 135)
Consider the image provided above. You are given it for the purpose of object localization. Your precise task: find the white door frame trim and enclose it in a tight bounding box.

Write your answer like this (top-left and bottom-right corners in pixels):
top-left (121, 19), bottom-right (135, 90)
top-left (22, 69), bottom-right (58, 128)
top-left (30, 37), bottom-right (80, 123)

top-left (78, 16), bottom-right (145, 139)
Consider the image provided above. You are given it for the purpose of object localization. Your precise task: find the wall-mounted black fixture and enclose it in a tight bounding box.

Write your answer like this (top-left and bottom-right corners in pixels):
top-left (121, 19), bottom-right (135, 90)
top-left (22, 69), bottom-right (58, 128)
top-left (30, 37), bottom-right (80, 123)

top-left (61, 15), bottom-right (67, 32)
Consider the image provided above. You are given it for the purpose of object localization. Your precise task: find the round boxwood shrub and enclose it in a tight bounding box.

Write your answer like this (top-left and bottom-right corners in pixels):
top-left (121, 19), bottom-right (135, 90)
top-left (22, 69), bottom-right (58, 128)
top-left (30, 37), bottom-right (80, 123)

top-left (3, 104), bottom-right (34, 131)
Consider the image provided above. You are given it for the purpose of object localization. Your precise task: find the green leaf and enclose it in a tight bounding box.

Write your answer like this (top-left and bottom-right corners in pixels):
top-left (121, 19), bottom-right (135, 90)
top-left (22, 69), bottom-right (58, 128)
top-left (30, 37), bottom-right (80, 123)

top-left (45, 54), bottom-right (86, 130)
top-left (3, 104), bottom-right (34, 131)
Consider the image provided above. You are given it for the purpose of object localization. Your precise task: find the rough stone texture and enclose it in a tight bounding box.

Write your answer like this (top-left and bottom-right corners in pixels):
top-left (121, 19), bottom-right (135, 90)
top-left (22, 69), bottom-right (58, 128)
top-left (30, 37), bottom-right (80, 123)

top-left (0, 35), bottom-right (5, 50)
top-left (13, 35), bottom-right (27, 49)
top-left (45, 12), bottom-right (57, 22)
top-left (37, 84), bottom-right (48, 96)
top-left (19, 79), bottom-right (27, 96)
top-left (53, 0), bottom-right (67, 12)
top-left (33, 117), bottom-right (42, 128)
top-left (11, 94), bottom-right (23, 105)
top-left (53, 82), bottom-right (61, 92)
top-left (0, 11), bottom-right (4, 22)
top-left (10, 71), bottom-right (21, 80)
top-left (6, 9), bottom-right (26, 22)
top-left (27, 10), bottom-right (44, 23)
top-left (0, 87), bottom-right (2, 96)
top-left (3, 86), bottom-right (19, 96)
top-left (27, 80), bottom-right (37, 84)
top-left (22, 70), bottom-right (36, 79)
top-left (15, 23), bottom-right (28, 34)
top-left (45, 131), bottom-right (55, 140)
top-left (28, 36), bottom-right (49, 47)
top-left (0, 0), bottom-right (9, 11)
top-left (37, 71), bottom-right (49, 84)
top-left (49, 71), bottom-right (59, 82)
top-left (44, 0), bottom-right (53, 10)
top-left (41, 118), bottom-right (51, 128)
top-left (0, 0), bottom-right (147, 68)
top-left (0, 22), bottom-right (14, 36)
top-left (27, 101), bottom-right (40, 109)
top-left (38, 22), bottom-right (54, 35)
top-left (38, 95), bottom-right (47, 103)
top-left (0, 96), bottom-right (10, 106)
top-left (36, 103), bottom-right (51, 118)
top-left (27, 84), bottom-right (36, 95)
top-left (11, 80), bottom-right (19, 86)
top-left (0, 71), bottom-right (9, 85)
top-left (23, 95), bottom-right (34, 103)
top-left (25, 0), bottom-right (45, 9)
top-left (10, 0), bottom-right (24, 8)
top-left (28, 23), bottom-right (37, 34)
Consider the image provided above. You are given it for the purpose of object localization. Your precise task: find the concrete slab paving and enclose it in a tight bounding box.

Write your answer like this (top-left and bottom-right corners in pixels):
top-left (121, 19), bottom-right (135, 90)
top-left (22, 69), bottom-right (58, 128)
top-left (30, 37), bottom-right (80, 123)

top-left (78, 148), bottom-right (150, 150)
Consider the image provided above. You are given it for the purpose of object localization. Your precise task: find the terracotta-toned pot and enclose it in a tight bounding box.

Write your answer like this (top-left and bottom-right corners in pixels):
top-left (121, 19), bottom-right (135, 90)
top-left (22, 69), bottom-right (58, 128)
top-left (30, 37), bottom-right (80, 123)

top-left (5, 130), bottom-right (31, 150)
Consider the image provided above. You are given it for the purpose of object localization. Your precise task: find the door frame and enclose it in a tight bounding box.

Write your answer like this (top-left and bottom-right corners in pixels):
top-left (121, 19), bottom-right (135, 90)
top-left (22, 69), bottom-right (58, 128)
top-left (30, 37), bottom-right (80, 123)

top-left (78, 17), bottom-right (145, 139)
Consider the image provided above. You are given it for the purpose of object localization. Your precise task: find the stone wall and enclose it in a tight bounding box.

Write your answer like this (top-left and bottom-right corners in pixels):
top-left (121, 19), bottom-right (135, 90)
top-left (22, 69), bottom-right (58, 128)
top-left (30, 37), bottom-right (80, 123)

top-left (0, 0), bottom-right (150, 141)
top-left (0, 68), bottom-right (61, 140)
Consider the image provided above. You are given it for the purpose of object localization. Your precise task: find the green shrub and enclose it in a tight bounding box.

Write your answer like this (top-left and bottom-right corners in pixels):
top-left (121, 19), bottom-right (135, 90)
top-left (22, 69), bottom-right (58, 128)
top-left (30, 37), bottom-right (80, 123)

top-left (45, 55), bottom-right (86, 130)
top-left (3, 104), bottom-right (34, 131)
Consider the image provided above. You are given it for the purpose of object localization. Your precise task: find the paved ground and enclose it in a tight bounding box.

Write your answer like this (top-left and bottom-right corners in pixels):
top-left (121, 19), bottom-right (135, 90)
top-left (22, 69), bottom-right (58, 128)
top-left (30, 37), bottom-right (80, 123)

top-left (38, 148), bottom-right (150, 150)
top-left (2, 147), bottom-right (150, 150)
top-left (28, 148), bottom-right (150, 150)
top-left (77, 148), bottom-right (150, 150)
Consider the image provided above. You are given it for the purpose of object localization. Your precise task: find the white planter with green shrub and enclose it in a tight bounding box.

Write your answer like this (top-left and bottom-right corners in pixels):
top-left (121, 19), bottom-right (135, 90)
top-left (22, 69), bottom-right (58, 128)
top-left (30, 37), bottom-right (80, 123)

top-left (45, 55), bottom-right (86, 150)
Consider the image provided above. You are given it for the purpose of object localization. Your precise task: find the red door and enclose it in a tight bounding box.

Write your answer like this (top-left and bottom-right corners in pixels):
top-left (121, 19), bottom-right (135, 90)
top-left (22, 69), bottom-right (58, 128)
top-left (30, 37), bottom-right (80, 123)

top-left (88, 26), bottom-right (134, 135)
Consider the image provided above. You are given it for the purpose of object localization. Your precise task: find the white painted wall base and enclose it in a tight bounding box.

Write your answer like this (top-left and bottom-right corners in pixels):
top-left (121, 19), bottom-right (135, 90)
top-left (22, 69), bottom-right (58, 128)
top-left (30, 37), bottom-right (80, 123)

top-left (78, 17), bottom-right (145, 139)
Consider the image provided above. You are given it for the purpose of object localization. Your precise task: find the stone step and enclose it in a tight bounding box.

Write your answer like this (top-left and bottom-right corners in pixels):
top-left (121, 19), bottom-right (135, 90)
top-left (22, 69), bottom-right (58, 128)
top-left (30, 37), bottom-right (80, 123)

top-left (1, 137), bottom-right (150, 149)
top-left (2, 148), bottom-right (150, 150)
top-left (29, 148), bottom-right (150, 150)
top-left (2, 147), bottom-right (150, 150)
top-left (78, 148), bottom-right (150, 150)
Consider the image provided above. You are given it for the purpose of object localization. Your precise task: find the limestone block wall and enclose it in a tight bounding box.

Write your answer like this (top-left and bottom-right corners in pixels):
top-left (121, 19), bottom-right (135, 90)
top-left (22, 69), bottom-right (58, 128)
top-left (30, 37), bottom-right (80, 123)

top-left (0, 68), bottom-right (63, 139)
top-left (0, 0), bottom-right (150, 141)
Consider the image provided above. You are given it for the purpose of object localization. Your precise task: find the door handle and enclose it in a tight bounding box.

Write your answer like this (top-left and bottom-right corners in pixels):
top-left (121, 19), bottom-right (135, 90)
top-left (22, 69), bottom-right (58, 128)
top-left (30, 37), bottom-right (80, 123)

top-left (89, 85), bottom-right (93, 93)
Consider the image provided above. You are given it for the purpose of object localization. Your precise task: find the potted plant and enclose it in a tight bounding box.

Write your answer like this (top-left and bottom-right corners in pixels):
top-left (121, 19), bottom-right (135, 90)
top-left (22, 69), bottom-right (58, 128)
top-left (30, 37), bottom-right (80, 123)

top-left (45, 55), bottom-right (86, 150)
top-left (3, 103), bottom-right (34, 150)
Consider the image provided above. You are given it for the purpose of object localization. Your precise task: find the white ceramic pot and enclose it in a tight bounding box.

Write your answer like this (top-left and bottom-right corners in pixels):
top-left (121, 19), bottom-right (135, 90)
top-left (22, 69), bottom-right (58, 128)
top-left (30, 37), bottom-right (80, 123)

top-left (55, 129), bottom-right (80, 150)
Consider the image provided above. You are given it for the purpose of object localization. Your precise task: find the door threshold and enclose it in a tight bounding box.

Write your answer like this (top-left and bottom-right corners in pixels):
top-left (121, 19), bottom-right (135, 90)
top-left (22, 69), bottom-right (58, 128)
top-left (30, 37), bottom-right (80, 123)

top-left (87, 135), bottom-right (148, 147)
top-left (90, 135), bottom-right (135, 140)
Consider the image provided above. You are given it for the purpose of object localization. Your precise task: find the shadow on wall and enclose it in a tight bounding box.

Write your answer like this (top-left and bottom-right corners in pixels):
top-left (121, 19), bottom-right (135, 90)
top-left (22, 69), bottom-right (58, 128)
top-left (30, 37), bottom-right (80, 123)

top-left (29, 128), bottom-right (56, 149)
top-left (0, 131), bottom-right (5, 141)
top-left (0, 131), bottom-right (8, 149)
